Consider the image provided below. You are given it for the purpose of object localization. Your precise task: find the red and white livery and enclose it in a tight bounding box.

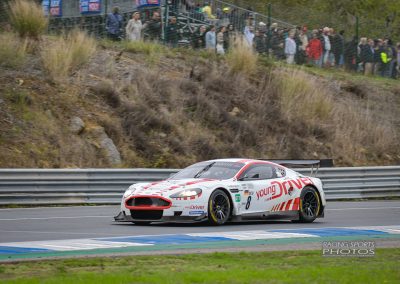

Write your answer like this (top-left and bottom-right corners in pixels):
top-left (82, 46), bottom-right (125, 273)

top-left (114, 159), bottom-right (326, 225)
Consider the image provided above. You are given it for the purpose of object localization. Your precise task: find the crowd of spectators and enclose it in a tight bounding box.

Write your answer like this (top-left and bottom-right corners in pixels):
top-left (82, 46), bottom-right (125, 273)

top-left (106, 3), bottom-right (400, 79)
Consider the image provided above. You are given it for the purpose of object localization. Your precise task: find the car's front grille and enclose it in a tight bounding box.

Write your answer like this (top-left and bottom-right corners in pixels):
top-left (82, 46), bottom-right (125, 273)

top-left (130, 210), bottom-right (163, 220)
top-left (125, 197), bottom-right (171, 209)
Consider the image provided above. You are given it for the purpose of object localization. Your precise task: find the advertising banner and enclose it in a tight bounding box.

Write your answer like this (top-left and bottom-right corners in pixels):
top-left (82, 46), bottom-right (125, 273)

top-left (80, 0), bottom-right (101, 14)
top-left (136, 0), bottom-right (160, 9)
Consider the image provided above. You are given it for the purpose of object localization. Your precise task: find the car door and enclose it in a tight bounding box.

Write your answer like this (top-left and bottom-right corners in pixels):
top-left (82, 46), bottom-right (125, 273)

top-left (237, 164), bottom-right (281, 214)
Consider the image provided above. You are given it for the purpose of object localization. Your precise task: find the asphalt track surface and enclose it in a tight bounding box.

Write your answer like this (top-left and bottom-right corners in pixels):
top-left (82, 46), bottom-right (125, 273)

top-left (0, 201), bottom-right (399, 243)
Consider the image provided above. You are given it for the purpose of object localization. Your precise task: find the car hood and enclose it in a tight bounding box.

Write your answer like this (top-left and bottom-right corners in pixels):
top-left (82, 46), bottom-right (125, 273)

top-left (129, 178), bottom-right (223, 197)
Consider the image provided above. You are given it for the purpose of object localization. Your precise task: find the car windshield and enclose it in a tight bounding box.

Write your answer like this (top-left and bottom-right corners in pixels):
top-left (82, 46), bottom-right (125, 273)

top-left (171, 162), bottom-right (245, 180)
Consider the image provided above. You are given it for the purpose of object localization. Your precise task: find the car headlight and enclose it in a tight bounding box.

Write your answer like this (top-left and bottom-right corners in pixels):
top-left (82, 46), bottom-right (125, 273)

top-left (123, 186), bottom-right (137, 198)
top-left (170, 188), bottom-right (202, 198)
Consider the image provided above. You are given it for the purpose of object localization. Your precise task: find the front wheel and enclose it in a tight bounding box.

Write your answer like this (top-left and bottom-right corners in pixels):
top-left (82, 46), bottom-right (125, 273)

top-left (208, 189), bottom-right (231, 225)
top-left (298, 186), bottom-right (321, 223)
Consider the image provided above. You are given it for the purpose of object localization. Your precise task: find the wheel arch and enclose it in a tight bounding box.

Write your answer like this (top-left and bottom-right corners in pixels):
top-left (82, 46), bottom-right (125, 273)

top-left (302, 184), bottom-right (323, 216)
top-left (211, 187), bottom-right (234, 217)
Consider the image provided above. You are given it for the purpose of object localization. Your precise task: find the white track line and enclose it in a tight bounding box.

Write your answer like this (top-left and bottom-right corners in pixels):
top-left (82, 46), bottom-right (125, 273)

top-left (326, 207), bottom-right (400, 211)
top-left (0, 216), bottom-right (112, 221)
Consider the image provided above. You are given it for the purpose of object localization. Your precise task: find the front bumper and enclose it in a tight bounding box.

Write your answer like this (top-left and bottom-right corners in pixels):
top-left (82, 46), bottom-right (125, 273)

top-left (114, 211), bottom-right (208, 223)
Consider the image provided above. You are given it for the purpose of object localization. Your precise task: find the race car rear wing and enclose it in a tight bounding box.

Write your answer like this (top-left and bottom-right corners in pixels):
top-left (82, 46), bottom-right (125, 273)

top-left (260, 159), bottom-right (334, 176)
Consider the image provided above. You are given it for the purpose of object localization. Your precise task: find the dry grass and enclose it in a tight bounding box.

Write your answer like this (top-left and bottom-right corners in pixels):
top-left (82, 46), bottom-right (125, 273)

top-left (68, 29), bottom-right (97, 70)
top-left (277, 69), bottom-right (333, 125)
top-left (8, 0), bottom-right (48, 39)
top-left (40, 30), bottom-right (96, 82)
top-left (226, 37), bottom-right (258, 76)
top-left (0, 32), bottom-right (28, 68)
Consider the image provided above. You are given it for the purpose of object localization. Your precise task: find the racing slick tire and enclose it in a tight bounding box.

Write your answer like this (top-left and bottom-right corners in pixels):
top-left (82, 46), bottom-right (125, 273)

top-left (297, 186), bottom-right (321, 223)
top-left (208, 189), bottom-right (231, 225)
top-left (131, 221), bottom-right (152, 225)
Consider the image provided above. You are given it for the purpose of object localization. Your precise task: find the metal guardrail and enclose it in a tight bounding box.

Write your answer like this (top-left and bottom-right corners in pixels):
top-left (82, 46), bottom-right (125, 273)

top-left (0, 167), bottom-right (399, 205)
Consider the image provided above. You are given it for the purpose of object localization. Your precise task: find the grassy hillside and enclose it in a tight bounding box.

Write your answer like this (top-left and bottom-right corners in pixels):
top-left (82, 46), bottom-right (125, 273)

top-left (0, 0), bottom-right (399, 168)
top-left (1, 32), bottom-right (399, 168)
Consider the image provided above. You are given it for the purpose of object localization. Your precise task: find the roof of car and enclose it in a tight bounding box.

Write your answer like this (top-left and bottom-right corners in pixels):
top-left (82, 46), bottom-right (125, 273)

top-left (206, 158), bottom-right (282, 167)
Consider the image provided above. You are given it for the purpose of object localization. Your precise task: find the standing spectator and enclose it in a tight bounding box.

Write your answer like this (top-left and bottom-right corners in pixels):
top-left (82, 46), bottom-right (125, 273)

top-left (373, 39), bottom-right (383, 75)
top-left (253, 29), bottom-right (266, 54)
top-left (396, 43), bottom-right (400, 78)
top-left (386, 39), bottom-right (397, 78)
top-left (166, 17), bottom-right (179, 47)
top-left (244, 25), bottom-right (255, 48)
top-left (344, 36), bottom-right (358, 71)
top-left (106, 6), bottom-right (123, 41)
top-left (332, 29), bottom-right (344, 68)
top-left (202, 2), bottom-right (215, 20)
top-left (125, 12), bottom-right (143, 42)
top-left (223, 25), bottom-right (230, 51)
top-left (360, 39), bottom-right (375, 75)
top-left (216, 26), bottom-right (226, 55)
top-left (272, 29), bottom-right (285, 60)
top-left (379, 39), bottom-right (391, 77)
top-left (144, 12), bottom-right (162, 41)
top-left (297, 26), bottom-right (308, 65)
top-left (358, 37), bottom-right (368, 72)
top-left (285, 31), bottom-right (297, 64)
top-left (307, 30), bottom-right (322, 66)
top-left (320, 27), bottom-right (331, 67)
top-left (220, 7), bottom-right (230, 27)
top-left (193, 25), bottom-right (207, 49)
top-left (205, 25), bottom-right (216, 51)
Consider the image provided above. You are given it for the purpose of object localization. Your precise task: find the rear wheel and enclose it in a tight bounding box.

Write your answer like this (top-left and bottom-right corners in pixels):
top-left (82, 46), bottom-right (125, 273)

top-left (298, 186), bottom-right (320, 223)
top-left (208, 189), bottom-right (231, 225)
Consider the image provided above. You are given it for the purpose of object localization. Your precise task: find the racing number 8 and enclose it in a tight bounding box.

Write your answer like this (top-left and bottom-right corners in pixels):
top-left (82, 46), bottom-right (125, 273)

top-left (245, 196), bottom-right (251, 210)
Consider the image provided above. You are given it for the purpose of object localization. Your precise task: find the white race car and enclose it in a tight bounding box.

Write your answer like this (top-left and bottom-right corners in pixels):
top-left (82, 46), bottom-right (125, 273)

top-left (114, 159), bottom-right (326, 225)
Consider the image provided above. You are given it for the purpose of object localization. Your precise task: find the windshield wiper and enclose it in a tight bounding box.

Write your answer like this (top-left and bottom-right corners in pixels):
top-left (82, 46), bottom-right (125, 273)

top-left (194, 162), bottom-right (215, 178)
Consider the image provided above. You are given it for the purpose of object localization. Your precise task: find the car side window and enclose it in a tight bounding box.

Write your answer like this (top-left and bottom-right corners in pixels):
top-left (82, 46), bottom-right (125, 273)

top-left (275, 167), bottom-right (286, 178)
top-left (240, 164), bottom-right (276, 180)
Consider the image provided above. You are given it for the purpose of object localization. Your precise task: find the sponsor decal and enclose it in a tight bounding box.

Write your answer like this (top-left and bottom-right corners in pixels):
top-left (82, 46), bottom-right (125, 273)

top-left (185, 205), bottom-right (205, 210)
top-left (189, 211), bottom-right (205, 215)
top-left (235, 194), bottom-right (241, 202)
top-left (243, 190), bottom-right (254, 197)
top-left (245, 196), bottom-right (252, 210)
top-left (256, 178), bottom-right (313, 200)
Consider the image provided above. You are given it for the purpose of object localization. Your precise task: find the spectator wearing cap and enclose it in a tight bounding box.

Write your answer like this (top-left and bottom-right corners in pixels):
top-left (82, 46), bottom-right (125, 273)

top-left (285, 30), bottom-right (297, 64)
top-left (253, 29), bottom-right (266, 54)
top-left (220, 7), bottom-right (230, 26)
